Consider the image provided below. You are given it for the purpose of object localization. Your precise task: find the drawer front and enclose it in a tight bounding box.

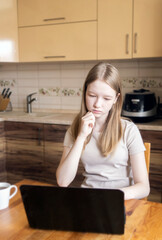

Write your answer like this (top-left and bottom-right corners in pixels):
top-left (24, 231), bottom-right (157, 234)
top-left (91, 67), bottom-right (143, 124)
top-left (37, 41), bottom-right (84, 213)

top-left (19, 22), bottom-right (97, 62)
top-left (18, 0), bottom-right (97, 27)
top-left (140, 130), bottom-right (162, 150)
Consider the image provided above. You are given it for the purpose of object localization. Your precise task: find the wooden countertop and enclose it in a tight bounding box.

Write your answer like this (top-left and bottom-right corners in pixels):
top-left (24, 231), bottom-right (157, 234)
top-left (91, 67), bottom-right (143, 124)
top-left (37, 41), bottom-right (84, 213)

top-left (0, 111), bottom-right (162, 131)
top-left (0, 179), bottom-right (162, 240)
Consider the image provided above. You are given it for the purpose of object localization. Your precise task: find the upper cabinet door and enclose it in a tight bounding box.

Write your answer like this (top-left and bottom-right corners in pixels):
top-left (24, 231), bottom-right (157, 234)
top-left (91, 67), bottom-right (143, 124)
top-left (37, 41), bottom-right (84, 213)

top-left (19, 22), bottom-right (97, 62)
top-left (133, 0), bottom-right (162, 58)
top-left (0, 0), bottom-right (19, 62)
top-left (18, 0), bottom-right (97, 27)
top-left (98, 0), bottom-right (133, 60)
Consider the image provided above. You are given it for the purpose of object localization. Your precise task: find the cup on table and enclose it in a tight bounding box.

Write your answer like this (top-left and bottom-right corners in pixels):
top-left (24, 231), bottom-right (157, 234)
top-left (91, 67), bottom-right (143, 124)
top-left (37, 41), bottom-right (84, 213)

top-left (0, 182), bottom-right (18, 210)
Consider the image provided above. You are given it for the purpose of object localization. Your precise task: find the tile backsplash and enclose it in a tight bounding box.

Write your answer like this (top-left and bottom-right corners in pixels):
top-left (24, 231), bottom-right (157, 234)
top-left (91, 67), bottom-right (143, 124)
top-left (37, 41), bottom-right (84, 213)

top-left (0, 59), bottom-right (162, 112)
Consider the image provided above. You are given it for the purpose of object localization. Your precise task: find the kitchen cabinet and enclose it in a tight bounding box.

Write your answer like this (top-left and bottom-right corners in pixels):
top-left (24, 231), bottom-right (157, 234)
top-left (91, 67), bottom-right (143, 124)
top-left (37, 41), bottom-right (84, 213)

top-left (140, 130), bottom-right (162, 203)
top-left (44, 124), bottom-right (84, 187)
top-left (44, 124), bottom-right (68, 185)
top-left (4, 122), bottom-right (84, 187)
top-left (0, 0), bottom-right (19, 62)
top-left (98, 0), bottom-right (132, 60)
top-left (133, 0), bottom-right (162, 58)
top-left (19, 21), bottom-right (97, 62)
top-left (18, 0), bottom-right (97, 62)
top-left (98, 0), bottom-right (162, 60)
top-left (0, 122), bottom-right (6, 181)
top-left (5, 121), bottom-right (44, 183)
top-left (18, 0), bottom-right (97, 27)
top-left (4, 120), bottom-right (162, 202)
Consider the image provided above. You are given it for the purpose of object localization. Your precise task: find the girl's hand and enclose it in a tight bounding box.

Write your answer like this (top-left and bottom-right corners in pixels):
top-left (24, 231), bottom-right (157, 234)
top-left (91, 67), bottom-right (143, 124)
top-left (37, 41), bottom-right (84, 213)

top-left (79, 112), bottom-right (95, 139)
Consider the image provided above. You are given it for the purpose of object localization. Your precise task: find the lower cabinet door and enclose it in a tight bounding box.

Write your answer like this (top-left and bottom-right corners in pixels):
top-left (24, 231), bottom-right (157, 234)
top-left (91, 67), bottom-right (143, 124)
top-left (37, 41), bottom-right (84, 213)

top-left (5, 121), bottom-right (44, 183)
top-left (140, 130), bottom-right (162, 203)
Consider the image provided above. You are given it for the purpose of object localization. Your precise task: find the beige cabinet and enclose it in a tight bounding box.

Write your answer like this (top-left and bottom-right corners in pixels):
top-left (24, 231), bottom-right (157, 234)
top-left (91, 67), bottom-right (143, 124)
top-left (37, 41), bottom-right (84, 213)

top-left (133, 0), bottom-right (162, 58)
top-left (98, 0), bottom-right (133, 60)
top-left (19, 22), bottom-right (97, 62)
top-left (98, 0), bottom-right (162, 60)
top-left (18, 0), bottom-right (97, 27)
top-left (0, 0), bottom-right (19, 62)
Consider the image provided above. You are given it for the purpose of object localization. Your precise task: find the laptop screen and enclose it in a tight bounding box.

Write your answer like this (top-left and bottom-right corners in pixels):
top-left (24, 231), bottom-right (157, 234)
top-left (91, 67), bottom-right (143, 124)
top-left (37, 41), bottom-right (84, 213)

top-left (20, 185), bottom-right (125, 234)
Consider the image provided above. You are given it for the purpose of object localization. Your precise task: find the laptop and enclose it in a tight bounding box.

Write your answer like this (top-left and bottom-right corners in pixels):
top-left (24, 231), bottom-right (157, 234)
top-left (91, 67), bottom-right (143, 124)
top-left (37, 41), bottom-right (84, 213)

top-left (20, 185), bottom-right (125, 234)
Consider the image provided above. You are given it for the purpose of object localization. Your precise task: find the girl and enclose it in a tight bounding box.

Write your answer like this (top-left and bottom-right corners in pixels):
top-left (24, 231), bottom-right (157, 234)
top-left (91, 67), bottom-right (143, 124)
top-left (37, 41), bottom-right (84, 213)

top-left (56, 62), bottom-right (150, 200)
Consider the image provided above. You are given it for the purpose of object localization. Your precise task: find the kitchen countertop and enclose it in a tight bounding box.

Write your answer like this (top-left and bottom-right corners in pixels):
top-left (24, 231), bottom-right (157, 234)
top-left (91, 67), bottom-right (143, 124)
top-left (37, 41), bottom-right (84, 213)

top-left (0, 111), bottom-right (162, 131)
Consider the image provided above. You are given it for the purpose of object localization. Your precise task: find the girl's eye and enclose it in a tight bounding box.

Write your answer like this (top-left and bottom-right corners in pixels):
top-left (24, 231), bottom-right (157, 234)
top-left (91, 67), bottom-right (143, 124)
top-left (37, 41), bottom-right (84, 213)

top-left (104, 98), bottom-right (110, 101)
top-left (89, 95), bottom-right (96, 97)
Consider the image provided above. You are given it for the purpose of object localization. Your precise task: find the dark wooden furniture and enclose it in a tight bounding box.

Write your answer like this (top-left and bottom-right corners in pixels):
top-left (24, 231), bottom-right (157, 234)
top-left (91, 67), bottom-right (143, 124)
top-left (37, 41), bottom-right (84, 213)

top-left (0, 122), bottom-right (6, 181)
top-left (44, 124), bottom-right (68, 185)
top-left (1, 121), bottom-right (162, 202)
top-left (4, 121), bottom-right (83, 187)
top-left (0, 179), bottom-right (162, 240)
top-left (140, 130), bottom-right (162, 203)
top-left (5, 121), bottom-right (44, 183)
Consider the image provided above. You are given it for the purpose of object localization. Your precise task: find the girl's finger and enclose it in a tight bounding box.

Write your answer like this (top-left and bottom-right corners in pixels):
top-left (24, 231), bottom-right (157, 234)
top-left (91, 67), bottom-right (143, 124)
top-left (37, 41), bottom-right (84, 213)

top-left (88, 123), bottom-right (94, 128)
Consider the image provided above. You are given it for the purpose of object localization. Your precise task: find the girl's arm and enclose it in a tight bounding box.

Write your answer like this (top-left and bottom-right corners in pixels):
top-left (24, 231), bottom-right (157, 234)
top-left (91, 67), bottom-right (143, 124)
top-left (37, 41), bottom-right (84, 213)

top-left (56, 136), bottom-right (85, 187)
top-left (56, 112), bottom-right (95, 187)
top-left (120, 152), bottom-right (150, 200)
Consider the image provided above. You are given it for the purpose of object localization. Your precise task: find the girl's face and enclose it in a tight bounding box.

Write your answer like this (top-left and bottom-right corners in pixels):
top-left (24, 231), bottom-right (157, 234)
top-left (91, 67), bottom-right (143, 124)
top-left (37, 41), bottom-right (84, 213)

top-left (85, 79), bottom-right (118, 121)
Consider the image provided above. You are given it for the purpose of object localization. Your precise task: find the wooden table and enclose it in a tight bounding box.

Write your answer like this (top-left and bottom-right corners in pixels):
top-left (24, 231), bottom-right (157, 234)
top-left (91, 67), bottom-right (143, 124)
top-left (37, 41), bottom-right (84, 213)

top-left (0, 179), bottom-right (162, 240)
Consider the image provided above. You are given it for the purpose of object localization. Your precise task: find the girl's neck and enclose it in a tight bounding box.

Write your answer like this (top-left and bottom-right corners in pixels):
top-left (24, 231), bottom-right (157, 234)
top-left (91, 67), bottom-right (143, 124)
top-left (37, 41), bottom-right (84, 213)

top-left (93, 117), bottom-right (107, 132)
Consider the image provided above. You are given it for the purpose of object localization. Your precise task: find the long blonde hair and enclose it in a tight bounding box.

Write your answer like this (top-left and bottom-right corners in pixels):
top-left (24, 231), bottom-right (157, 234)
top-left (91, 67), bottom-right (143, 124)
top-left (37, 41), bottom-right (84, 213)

top-left (71, 62), bottom-right (123, 156)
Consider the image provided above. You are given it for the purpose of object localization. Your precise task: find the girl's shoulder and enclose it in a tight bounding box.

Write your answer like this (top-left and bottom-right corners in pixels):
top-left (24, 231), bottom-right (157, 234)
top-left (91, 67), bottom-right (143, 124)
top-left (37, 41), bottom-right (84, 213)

top-left (121, 118), bottom-right (139, 134)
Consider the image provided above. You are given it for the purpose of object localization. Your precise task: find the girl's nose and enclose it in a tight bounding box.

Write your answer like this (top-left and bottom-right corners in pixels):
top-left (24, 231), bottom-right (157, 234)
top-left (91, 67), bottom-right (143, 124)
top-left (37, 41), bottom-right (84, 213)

top-left (94, 98), bottom-right (102, 107)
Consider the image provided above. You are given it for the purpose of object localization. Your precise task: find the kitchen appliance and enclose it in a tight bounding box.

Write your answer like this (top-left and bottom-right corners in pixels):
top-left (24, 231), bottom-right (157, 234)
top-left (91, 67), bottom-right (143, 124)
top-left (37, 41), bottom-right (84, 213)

top-left (122, 89), bottom-right (157, 122)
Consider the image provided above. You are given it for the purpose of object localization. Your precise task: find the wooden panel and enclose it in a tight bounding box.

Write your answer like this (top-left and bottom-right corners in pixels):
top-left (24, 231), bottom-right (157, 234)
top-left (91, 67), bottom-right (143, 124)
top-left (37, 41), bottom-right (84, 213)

top-left (5, 121), bottom-right (44, 141)
top-left (44, 124), bottom-right (67, 185)
top-left (133, 0), bottom-right (162, 58)
top-left (98, 0), bottom-right (133, 59)
top-left (140, 129), bottom-right (162, 202)
top-left (5, 121), bottom-right (44, 183)
top-left (0, 122), bottom-right (6, 181)
top-left (18, 0), bottom-right (97, 27)
top-left (140, 130), bottom-right (162, 150)
top-left (19, 21), bottom-right (97, 62)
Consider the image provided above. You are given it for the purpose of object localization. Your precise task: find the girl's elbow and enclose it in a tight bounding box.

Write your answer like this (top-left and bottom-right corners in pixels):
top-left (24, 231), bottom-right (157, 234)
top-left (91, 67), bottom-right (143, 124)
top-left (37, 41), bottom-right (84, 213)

top-left (56, 172), bottom-right (70, 187)
top-left (56, 178), bottom-right (69, 187)
top-left (142, 182), bottom-right (150, 198)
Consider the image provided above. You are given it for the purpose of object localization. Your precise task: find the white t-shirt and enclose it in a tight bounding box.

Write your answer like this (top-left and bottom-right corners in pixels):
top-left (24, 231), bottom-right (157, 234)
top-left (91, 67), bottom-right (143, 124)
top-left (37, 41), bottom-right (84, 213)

top-left (63, 119), bottom-right (145, 189)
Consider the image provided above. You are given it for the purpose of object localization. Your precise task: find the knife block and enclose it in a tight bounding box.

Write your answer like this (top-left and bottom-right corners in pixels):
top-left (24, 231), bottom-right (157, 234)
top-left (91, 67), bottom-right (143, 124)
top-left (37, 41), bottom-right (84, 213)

top-left (0, 98), bottom-right (10, 111)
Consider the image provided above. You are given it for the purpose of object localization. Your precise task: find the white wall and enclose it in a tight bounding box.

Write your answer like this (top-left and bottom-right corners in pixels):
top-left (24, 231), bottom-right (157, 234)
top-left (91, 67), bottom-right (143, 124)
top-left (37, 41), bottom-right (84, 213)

top-left (0, 59), bottom-right (162, 112)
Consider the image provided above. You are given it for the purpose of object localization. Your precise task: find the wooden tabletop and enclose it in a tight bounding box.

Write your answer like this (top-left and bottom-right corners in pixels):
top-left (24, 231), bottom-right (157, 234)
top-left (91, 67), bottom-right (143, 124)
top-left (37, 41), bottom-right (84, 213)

top-left (0, 179), bottom-right (162, 240)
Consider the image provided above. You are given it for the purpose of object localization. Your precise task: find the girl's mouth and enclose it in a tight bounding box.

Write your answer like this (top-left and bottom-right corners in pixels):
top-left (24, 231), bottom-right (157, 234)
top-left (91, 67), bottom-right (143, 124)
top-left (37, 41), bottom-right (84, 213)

top-left (92, 110), bottom-right (102, 114)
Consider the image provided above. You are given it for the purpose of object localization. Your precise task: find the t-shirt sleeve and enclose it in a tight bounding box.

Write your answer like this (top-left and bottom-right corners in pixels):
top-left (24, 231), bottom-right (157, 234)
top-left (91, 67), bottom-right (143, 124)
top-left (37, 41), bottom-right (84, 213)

top-left (63, 127), bottom-right (74, 148)
top-left (124, 120), bottom-right (146, 155)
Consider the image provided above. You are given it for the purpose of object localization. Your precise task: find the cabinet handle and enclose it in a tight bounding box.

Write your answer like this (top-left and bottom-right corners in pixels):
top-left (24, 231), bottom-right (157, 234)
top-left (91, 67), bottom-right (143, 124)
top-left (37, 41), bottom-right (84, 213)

top-left (125, 34), bottom-right (129, 54)
top-left (44, 56), bottom-right (66, 59)
top-left (38, 128), bottom-right (42, 146)
top-left (43, 17), bottom-right (65, 22)
top-left (134, 33), bottom-right (137, 54)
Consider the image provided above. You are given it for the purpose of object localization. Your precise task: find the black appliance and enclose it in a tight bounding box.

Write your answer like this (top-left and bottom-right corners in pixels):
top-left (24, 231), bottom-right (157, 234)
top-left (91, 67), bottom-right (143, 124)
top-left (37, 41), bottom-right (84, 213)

top-left (122, 89), bottom-right (157, 122)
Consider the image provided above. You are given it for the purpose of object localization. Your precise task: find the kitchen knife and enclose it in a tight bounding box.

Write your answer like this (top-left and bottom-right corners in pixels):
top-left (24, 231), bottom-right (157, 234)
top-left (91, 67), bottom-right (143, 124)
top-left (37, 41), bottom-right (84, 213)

top-left (7, 91), bottom-right (12, 98)
top-left (1, 88), bottom-right (6, 96)
top-left (3, 88), bottom-right (10, 98)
